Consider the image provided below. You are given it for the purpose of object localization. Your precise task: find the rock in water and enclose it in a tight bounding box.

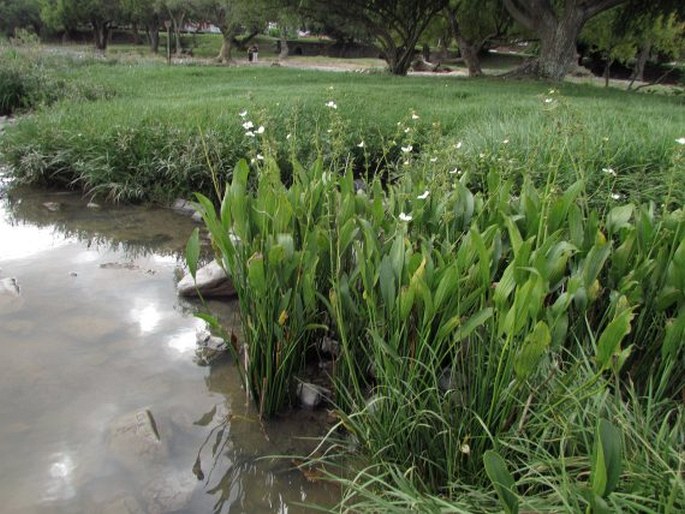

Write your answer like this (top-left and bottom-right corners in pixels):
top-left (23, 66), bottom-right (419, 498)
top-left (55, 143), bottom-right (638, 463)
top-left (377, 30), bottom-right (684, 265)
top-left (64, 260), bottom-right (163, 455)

top-left (0, 277), bottom-right (20, 296)
top-left (296, 382), bottom-right (330, 409)
top-left (177, 260), bottom-right (236, 298)
top-left (107, 408), bottom-right (168, 474)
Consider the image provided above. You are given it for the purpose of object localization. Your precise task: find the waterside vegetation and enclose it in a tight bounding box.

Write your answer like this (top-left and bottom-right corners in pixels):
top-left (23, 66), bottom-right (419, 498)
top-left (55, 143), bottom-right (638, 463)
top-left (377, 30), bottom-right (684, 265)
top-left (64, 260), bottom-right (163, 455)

top-left (2, 49), bottom-right (685, 512)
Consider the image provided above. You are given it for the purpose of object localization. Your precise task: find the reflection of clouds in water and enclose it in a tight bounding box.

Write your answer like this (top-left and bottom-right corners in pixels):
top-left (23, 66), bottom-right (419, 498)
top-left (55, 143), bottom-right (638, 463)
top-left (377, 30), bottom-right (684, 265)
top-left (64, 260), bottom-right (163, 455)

top-left (135, 303), bottom-right (162, 334)
top-left (43, 452), bottom-right (76, 502)
top-left (0, 222), bottom-right (68, 261)
top-left (168, 330), bottom-right (197, 353)
top-left (167, 319), bottom-right (205, 354)
top-left (71, 249), bottom-right (101, 264)
top-left (151, 254), bottom-right (179, 266)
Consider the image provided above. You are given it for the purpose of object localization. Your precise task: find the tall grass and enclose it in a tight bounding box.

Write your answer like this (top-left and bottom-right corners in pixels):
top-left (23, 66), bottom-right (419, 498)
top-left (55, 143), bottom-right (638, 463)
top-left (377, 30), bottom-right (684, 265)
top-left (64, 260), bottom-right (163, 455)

top-left (185, 95), bottom-right (685, 510)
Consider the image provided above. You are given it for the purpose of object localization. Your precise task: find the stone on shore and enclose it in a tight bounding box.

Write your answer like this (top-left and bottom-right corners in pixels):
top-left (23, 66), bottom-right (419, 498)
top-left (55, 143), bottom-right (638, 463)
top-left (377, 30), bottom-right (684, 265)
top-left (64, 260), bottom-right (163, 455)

top-left (296, 382), bottom-right (330, 409)
top-left (177, 260), bottom-right (236, 298)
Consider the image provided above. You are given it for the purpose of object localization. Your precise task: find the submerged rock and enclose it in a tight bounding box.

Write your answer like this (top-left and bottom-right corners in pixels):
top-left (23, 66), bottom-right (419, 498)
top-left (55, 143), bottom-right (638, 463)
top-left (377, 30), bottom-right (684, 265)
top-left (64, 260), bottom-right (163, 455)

top-left (177, 260), bottom-right (236, 298)
top-left (143, 471), bottom-right (197, 514)
top-left (0, 277), bottom-right (20, 296)
top-left (43, 202), bottom-right (61, 212)
top-left (107, 408), bottom-right (168, 473)
top-left (296, 382), bottom-right (330, 409)
top-left (172, 198), bottom-right (195, 214)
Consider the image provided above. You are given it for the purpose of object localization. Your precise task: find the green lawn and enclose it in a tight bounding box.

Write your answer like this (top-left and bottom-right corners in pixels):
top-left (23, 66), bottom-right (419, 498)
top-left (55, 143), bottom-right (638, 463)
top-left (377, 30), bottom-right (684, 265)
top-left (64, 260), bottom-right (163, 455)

top-left (1, 51), bottom-right (683, 204)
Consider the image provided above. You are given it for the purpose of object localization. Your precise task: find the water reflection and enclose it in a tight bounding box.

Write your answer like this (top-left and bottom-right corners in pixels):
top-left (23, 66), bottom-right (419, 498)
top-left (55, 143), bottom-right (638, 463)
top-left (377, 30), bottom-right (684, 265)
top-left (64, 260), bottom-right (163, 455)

top-left (0, 186), bottom-right (337, 513)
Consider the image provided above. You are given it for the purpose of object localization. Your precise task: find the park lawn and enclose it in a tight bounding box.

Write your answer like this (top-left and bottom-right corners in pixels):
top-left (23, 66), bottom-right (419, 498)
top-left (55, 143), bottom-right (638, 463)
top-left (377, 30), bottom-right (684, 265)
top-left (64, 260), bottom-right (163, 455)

top-left (1, 56), bottom-right (683, 203)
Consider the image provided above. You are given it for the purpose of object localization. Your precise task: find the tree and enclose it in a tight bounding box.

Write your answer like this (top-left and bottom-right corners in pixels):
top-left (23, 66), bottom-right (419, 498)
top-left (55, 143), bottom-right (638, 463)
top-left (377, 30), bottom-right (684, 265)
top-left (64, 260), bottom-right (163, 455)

top-left (503, 0), bottom-right (628, 80)
top-left (303, 0), bottom-right (448, 75)
top-left (40, 0), bottom-right (123, 50)
top-left (444, 0), bottom-right (511, 76)
top-left (161, 0), bottom-right (195, 55)
top-left (195, 0), bottom-right (266, 63)
top-left (0, 0), bottom-right (42, 38)
top-left (121, 0), bottom-right (163, 52)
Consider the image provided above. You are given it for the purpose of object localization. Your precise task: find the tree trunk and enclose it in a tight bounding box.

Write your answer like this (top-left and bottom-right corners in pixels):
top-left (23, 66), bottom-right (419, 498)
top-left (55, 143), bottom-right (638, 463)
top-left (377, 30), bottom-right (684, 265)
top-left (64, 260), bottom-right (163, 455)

top-left (604, 57), bottom-right (612, 87)
top-left (387, 45), bottom-right (415, 76)
top-left (456, 35), bottom-right (483, 77)
top-left (147, 24), bottom-right (159, 54)
top-left (131, 22), bottom-right (141, 45)
top-left (92, 21), bottom-right (110, 51)
top-left (279, 28), bottom-right (289, 60)
top-left (632, 42), bottom-right (650, 83)
top-left (217, 30), bottom-right (235, 64)
top-left (537, 15), bottom-right (582, 81)
top-left (171, 13), bottom-right (185, 55)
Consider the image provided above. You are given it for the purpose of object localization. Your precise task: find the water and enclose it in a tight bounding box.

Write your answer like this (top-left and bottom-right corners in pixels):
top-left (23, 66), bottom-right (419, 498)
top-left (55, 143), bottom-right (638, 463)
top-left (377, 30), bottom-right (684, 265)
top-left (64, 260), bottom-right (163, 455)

top-left (0, 186), bottom-right (336, 513)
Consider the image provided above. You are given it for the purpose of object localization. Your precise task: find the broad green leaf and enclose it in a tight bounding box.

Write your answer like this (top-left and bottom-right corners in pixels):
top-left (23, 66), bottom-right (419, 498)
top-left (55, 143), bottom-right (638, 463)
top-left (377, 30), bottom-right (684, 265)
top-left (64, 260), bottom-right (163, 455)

top-left (596, 308), bottom-right (633, 371)
top-left (379, 256), bottom-right (396, 311)
top-left (662, 310), bottom-right (685, 360)
top-left (583, 239), bottom-right (611, 289)
top-left (592, 419), bottom-right (623, 498)
top-left (434, 266), bottom-right (458, 311)
top-left (514, 321), bottom-right (551, 380)
top-left (606, 204), bottom-right (634, 235)
top-left (483, 450), bottom-right (519, 514)
top-left (440, 307), bottom-right (493, 342)
top-left (247, 253), bottom-right (267, 296)
top-left (185, 227), bottom-right (200, 280)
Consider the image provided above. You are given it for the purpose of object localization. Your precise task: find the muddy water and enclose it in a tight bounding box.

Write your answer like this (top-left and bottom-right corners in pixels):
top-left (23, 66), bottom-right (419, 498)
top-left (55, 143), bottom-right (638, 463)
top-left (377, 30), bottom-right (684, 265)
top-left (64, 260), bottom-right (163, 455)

top-left (0, 186), bottom-right (336, 513)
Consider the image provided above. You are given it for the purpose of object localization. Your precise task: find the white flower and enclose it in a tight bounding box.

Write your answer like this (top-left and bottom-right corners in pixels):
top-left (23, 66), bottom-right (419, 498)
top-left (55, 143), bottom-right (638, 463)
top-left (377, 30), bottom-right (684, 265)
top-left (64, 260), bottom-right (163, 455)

top-left (328, 86), bottom-right (334, 90)
top-left (403, 160), bottom-right (410, 165)
top-left (404, 127), bottom-right (411, 134)
top-left (417, 190), bottom-right (430, 200)
top-left (401, 145), bottom-right (413, 153)
top-left (449, 168), bottom-right (461, 175)
top-left (327, 129), bottom-right (332, 133)
top-left (239, 110), bottom-right (248, 118)
top-left (245, 131), bottom-right (255, 137)
top-left (479, 152), bottom-right (486, 158)
top-left (544, 98), bottom-right (553, 104)
top-left (455, 141), bottom-right (463, 150)
top-left (286, 133), bottom-right (292, 140)
top-left (548, 89), bottom-right (557, 95)
top-left (602, 167), bottom-right (617, 176)
top-left (325, 101), bottom-right (337, 109)
top-left (676, 137), bottom-right (685, 145)
top-left (611, 193), bottom-right (622, 200)
top-left (256, 125), bottom-right (265, 134)
top-left (399, 212), bottom-right (413, 222)
top-left (502, 139), bottom-right (510, 144)
top-left (357, 141), bottom-right (365, 148)
top-left (411, 113), bottom-right (420, 120)
top-left (430, 157), bottom-right (438, 163)
top-left (242, 121), bottom-right (254, 130)
top-left (460, 443), bottom-right (471, 455)
top-left (256, 154), bottom-right (264, 161)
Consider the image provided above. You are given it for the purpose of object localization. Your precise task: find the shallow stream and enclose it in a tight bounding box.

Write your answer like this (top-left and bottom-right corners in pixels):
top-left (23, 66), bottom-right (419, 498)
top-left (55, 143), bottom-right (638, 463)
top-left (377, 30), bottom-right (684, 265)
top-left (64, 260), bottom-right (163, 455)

top-left (0, 183), bottom-right (336, 513)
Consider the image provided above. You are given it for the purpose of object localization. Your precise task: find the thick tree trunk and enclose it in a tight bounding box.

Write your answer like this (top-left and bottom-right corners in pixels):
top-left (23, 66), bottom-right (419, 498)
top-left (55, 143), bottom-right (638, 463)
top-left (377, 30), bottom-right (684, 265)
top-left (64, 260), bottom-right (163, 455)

top-left (386, 46), bottom-right (415, 76)
top-left (92, 21), bottom-right (110, 51)
top-left (279, 28), bottom-right (289, 60)
top-left (537, 14), bottom-right (582, 81)
top-left (146, 23), bottom-right (160, 53)
top-left (456, 35), bottom-right (483, 77)
top-left (217, 31), bottom-right (235, 64)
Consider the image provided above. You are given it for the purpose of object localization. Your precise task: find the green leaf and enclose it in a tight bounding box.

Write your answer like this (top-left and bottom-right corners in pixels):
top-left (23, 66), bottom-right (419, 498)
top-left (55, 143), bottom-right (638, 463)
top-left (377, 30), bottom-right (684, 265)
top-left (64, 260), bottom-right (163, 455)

top-left (185, 227), bottom-right (200, 280)
top-left (662, 309), bottom-right (685, 361)
top-left (514, 321), bottom-right (551, 380)
top-left (596, 308), bottom-right (633, 371)
top-left (606, 204), bottom-right (634, 235)
top-left (592, 419), bottom-right (623, 498)
top-left (439, 307), bottom-right (493, 342)
top-left (379, 256), bottom-right (396, 311)
top-left (583, 239), bottom-right (611, 289)
top-left (483, 450), bottom-right (519, 514)
top-left (247, 253), bottom-right (267, 296)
